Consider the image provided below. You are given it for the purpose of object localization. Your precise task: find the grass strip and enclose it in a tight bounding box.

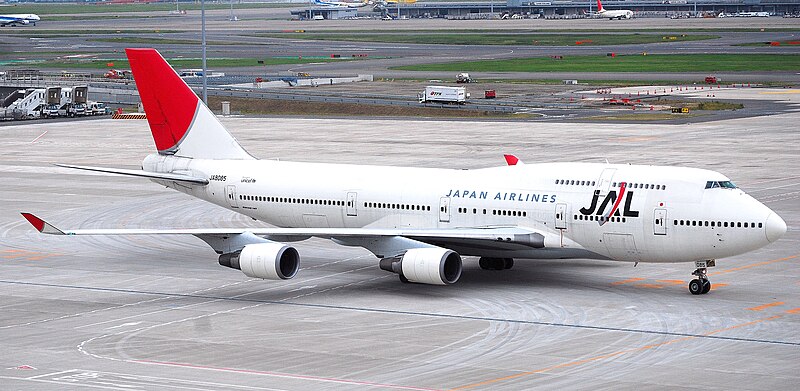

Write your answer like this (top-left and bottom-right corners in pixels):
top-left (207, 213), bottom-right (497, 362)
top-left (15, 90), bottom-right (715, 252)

top-left (8, 57), bottom-right (353, 69)
top-left (393, 54), bottom-right (800, 73)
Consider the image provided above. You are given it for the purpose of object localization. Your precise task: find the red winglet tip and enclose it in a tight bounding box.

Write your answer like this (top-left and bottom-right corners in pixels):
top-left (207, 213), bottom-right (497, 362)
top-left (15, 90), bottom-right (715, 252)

top-left (21, 213), bottom-right (45, 232)
top-left (504, 154), bottom-right (520, 166)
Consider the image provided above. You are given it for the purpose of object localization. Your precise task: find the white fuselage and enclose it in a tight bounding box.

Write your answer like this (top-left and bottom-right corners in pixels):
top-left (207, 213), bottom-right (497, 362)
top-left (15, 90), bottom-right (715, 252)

top-left (598, 9), bottom-right (633, 19)
top-left (0, 14), bottom-right (40, 26)
top-left (144, 154), bottom-right (781, 264)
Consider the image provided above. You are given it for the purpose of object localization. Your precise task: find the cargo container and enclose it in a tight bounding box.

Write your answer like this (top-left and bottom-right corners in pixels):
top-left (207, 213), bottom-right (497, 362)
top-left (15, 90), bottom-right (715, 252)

top-left (419, 86), bottom-right (468, 104)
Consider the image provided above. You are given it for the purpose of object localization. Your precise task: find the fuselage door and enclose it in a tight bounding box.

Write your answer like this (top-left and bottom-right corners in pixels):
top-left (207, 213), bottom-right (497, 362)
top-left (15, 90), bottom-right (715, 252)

top-left (346, 192), bottom-right (357, 216)
top-left (597, 168), bottom-right (617, 192)
top-left (225, 185), bottom-right (238, 208)
top-left (654, 208), bottom-right (667, 236)
top-left (439, 197), bottom-right (451, 223)
top-left (555, 203), bottom-right (568, 230)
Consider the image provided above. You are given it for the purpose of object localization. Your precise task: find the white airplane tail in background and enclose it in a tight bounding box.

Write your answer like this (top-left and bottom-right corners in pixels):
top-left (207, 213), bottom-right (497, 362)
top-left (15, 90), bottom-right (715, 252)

top-left (126, 48), bottom-right (253, 161)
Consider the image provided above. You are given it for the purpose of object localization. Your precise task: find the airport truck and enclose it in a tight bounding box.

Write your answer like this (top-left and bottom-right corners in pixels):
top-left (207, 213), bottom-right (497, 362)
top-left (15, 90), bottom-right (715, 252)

top-left (43, 87), bottom-right (64, 118)
top-left (419, 86), bottom-right (469, 105)
top-left (88, 101), bottom-right (111, 116)
top-left (68, 86), bottom-right (89, 117)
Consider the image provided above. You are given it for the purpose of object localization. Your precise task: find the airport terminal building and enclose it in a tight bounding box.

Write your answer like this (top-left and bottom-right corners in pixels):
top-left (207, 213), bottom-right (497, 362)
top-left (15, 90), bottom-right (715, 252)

top-left (293, 0), bottom-right (800, 19)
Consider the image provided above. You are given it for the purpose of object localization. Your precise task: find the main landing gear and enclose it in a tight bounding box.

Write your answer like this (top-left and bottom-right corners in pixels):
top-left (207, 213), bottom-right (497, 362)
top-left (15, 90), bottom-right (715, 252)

top-left (479, 257), bottom-right (514, 271)
top-left (689, 260), bottom-right (715, 295)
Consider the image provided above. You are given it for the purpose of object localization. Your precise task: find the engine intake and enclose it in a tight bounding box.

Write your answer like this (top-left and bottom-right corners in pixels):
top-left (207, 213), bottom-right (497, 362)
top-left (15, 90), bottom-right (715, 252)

top-left (380, 247), bottom-right (462, 285)
top-left (219, 242), bottom-right (299, 280)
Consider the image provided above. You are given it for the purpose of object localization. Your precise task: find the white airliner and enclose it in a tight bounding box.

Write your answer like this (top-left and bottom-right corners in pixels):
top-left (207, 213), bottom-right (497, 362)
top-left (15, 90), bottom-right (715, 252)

top-left (312, 0), bottom-right (370, 8)
top-left (23, 48), bottom-right (786, 295)
top-left (0, 13), bottom-right (40, 27)
top-left (595, 0), bottom-right (633, 19)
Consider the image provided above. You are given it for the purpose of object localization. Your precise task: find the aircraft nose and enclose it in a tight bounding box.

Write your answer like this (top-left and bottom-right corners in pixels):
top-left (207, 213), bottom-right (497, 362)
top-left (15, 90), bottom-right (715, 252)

top-left (765, 213), bottom-right (787, 243)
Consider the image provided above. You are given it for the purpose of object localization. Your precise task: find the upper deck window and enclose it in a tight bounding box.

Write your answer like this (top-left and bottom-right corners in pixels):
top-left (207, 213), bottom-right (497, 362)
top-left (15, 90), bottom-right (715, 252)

top-left (705, 180), bottom-right (737, 189)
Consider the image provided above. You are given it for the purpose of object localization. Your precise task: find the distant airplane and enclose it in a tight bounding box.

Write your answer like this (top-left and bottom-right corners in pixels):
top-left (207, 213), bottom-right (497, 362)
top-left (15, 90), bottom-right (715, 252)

top-left (0, 14), bottom-right (40, 27)
top-left (312, 0), bottom-right (371, 8)
top-left (22, 48), bottom-right (787, 295)
top-left (595, 0), bottom-right (633, 19)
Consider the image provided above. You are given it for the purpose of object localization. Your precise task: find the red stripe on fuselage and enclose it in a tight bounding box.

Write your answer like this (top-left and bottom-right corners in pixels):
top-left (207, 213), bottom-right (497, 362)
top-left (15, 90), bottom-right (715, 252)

top-left (126, 48), bottom-right (199, 153)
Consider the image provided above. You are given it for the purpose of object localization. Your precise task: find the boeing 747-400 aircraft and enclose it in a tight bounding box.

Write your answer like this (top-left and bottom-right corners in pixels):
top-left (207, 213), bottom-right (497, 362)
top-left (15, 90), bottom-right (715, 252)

top-left (23, 49), bottom-right (786, 295)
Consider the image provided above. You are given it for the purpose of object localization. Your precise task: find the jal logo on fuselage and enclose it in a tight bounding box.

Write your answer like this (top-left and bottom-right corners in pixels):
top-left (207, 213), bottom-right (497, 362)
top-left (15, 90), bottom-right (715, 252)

top-left (580, 183), bottom-right (640, 218)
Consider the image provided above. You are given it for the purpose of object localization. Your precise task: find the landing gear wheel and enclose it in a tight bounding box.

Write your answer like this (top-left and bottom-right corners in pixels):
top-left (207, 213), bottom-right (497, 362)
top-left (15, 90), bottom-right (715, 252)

top-left (399, 274), bottom-right (410, 284)
top-left (689, 279), bottom-right (703, 295)
top-left (479, 257), bottom-right (491, 270)
top-left (689, 265), bottom-right (712, 295)
top-left (479, 257), bottom-right (506, 270)
top-left (503, 258), bottom-right (514, 270)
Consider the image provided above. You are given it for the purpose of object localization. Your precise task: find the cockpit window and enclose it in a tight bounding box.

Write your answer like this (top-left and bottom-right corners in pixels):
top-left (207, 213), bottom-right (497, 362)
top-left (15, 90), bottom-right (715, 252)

top-left (705, 180), bottom-right (737, 189)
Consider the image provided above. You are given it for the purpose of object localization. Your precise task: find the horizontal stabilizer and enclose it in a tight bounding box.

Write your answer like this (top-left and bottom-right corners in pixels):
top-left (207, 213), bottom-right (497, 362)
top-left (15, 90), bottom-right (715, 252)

top-left (55, 163), bottom-right (209, 185)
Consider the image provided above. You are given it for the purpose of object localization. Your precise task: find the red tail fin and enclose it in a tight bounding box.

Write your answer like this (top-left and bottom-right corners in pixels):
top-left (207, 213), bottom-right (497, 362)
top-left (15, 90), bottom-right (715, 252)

top-left (596, 0), bottom-right (604, 11)
top-left (126, 48), bottom-right (252, 160)
top-left (126, 48), bottom-right (197, 154)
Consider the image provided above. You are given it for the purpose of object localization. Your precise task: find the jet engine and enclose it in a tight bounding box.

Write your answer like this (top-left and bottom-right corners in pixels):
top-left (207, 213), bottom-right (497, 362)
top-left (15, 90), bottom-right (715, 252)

top-left (380, 247), bottom-right (462, 285)
top-left (219, 242), bottom-right (299, 280)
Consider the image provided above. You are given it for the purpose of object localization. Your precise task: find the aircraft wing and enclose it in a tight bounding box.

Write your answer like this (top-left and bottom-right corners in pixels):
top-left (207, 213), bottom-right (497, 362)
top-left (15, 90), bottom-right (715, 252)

top-left (21, 213), bottom-right (562, 257)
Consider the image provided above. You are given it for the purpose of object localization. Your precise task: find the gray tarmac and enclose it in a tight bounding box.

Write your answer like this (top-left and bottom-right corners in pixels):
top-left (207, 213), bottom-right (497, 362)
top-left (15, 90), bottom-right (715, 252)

top-left (2, 10), bottom-right (799, 83)
top-left (0, 87), bottom-right (799, 390)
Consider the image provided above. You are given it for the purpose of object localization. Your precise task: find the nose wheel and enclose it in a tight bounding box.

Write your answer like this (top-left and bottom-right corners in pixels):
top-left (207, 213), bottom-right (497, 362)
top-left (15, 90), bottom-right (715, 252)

top-left (689, 267), bottom-right (712, 295)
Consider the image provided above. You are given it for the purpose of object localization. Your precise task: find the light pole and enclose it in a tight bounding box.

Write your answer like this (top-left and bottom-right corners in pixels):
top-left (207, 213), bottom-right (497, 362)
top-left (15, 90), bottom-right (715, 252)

top-left (201, 0), bottom-right (207, 104)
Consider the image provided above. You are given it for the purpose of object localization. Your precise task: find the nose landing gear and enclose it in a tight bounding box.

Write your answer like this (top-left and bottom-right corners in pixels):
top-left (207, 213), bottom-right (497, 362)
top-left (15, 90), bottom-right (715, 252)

top-left (689, 260), bottom-right (715, 295)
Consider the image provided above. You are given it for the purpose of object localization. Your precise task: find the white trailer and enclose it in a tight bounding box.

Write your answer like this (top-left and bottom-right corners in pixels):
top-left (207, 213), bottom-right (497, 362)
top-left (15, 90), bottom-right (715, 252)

top-left (419, 86), bottom-right (468, 104)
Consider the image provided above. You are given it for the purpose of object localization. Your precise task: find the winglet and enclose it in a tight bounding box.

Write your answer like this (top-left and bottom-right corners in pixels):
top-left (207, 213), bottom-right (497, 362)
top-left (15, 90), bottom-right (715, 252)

top-left (504, 154), bottom-right (523, 166)
top-left (21, 213), bottom-right (66, 235)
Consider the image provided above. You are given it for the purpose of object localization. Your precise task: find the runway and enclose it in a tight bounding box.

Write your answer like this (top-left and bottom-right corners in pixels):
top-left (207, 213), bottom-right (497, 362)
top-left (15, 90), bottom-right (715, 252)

top-left (1, 87), bottom-right (798, 389)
